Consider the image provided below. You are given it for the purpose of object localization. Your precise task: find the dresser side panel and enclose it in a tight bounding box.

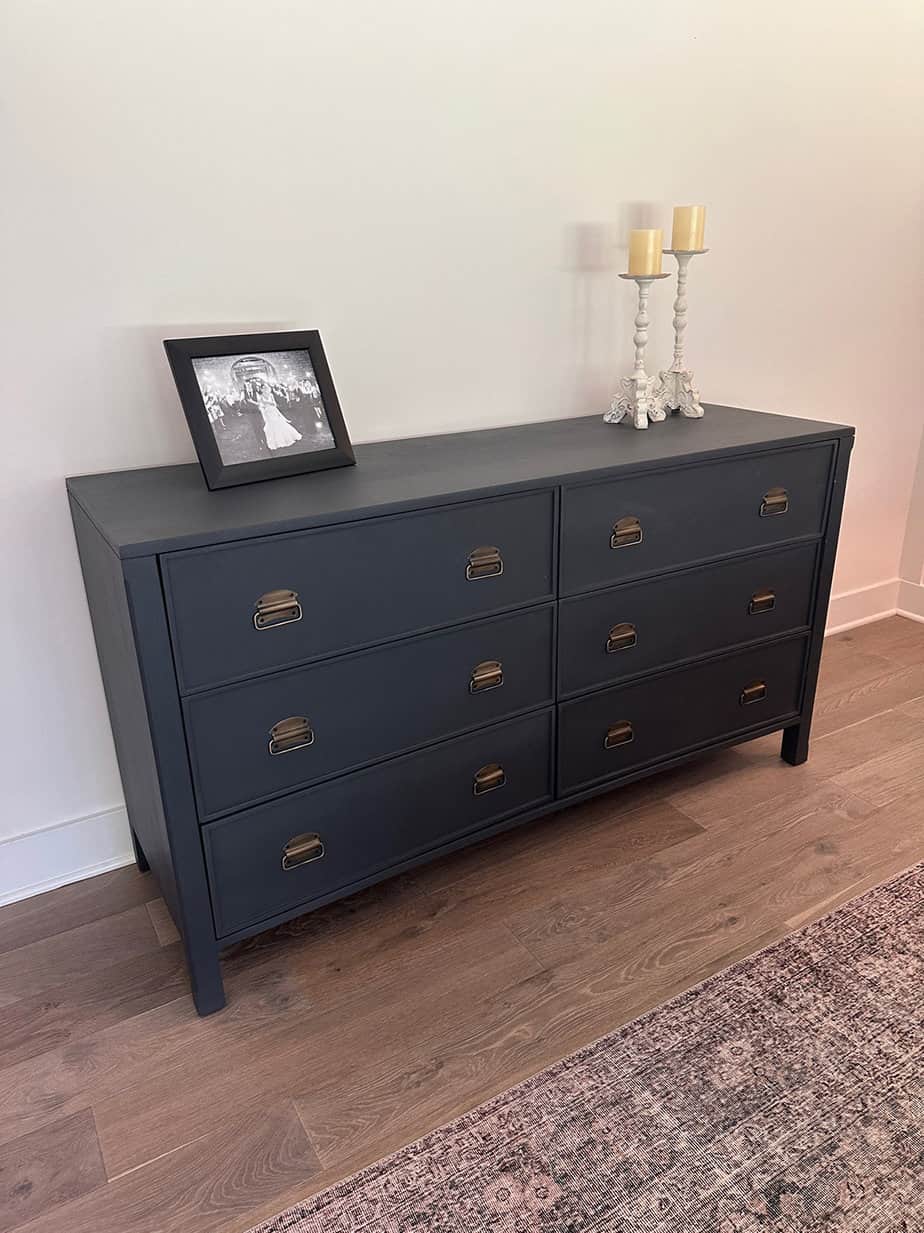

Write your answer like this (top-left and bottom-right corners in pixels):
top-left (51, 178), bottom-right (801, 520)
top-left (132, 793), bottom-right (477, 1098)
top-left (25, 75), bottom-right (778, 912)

top-left (782, 434), bottom-right (854, 763)
top-left (119, 555), bottom-right (224, 1010)
top-left (69, 497), bottom-right (181, 922)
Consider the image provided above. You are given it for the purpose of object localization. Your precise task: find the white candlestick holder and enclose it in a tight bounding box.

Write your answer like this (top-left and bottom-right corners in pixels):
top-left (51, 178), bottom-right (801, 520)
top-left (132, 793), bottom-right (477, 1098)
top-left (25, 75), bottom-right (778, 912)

top-left (605, 272), bottom-right (670, 431)
top-left (655, 248), bottom-right (708, 418)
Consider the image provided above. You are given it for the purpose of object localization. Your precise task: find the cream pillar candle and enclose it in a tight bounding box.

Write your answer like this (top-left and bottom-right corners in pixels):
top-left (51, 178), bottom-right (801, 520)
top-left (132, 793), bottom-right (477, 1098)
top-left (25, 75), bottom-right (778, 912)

top-left (671, 205), bottom-right (706, 251)
top-left (627, 229), bottom-right (663, 276)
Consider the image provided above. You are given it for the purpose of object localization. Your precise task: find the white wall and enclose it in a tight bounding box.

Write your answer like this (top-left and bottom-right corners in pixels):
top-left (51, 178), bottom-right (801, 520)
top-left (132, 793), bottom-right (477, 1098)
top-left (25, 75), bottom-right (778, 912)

top-left (899, 432), bottom-right (924, 619)
top-left (2, 0), bottom-right (923, 901)
top-left (902, 441), bottom-right (924, 588)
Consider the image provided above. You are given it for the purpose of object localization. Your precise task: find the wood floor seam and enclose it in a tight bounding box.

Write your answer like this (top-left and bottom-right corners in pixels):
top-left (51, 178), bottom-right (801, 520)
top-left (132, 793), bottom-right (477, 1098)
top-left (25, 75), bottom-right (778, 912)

top-left (658, 795), bottom-right (711, 832)
top-left (499, 924), bottom-right (550, 973)
top-left (810, 705), bottom-right (896, 740)
top-left (292, 1099), bottom-right (326, 1163)
top-left (104, 1124), bottom-right (230, 1183)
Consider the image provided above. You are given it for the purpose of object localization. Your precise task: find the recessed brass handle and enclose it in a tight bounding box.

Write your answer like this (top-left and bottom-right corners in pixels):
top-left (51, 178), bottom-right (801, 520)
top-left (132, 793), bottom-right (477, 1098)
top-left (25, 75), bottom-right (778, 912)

top-left (606, 622), bottom-right (638, 654)
top-left (604, 720), bottom-right (634, 749)
top-left (610, 516), bottom-right (643, 549)
top-left (254, 589), bottom-right (302, 630)
top-left (760, 487), bottom-right (789, 518)
top-left (282, 833), bottom-right (325, 871)
top-left (473, 762), bottom-right (506, 795)
top-left (268, 716), bottom-right (315, 755)
top-left (740, 680), bottom-right (768, 706)
top-left (748, 589), bottom-right (776, 615)
top-left (470, 660), bottom-right (504, 693)
top-left (466, 545), bottom-right (504, 580)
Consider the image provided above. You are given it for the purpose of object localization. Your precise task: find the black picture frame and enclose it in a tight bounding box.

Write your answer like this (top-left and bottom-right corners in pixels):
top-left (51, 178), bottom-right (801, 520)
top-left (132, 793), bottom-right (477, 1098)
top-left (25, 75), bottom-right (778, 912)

top-left (163, 330), bottom-right (355, 490)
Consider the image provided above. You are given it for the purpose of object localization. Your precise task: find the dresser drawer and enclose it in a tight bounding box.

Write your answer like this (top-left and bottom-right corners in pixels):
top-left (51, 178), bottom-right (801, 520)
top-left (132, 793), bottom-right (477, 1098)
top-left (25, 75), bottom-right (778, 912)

top-left (163, 490), bottom-right (556, 692)
top-left (560, 444), bottom-right (833, 596)
top-left (185, 605), bottom-right (555, 819)
top-left (559, 638), bottom-right (806, 795)
top-left (558, 543), bottom-right (817, 697)
top-left (203, 710), bottom-right (554, 936)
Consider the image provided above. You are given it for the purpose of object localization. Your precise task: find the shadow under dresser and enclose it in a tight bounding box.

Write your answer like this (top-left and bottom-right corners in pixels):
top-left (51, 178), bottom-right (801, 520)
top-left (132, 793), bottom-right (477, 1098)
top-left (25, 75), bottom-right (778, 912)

top-left (68, 405), bottom-right (853, 1014)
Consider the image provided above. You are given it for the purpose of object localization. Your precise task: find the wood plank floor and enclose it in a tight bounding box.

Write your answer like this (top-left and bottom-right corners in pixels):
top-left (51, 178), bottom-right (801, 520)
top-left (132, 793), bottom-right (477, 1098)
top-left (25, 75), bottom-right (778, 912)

top-left (2, 615), bottom-right (924, 1232)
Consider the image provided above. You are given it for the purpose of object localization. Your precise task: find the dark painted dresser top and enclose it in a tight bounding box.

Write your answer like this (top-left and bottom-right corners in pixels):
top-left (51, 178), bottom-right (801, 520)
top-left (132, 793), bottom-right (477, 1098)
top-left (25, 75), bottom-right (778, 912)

top-left (67, 404), bottom-right (852, 558)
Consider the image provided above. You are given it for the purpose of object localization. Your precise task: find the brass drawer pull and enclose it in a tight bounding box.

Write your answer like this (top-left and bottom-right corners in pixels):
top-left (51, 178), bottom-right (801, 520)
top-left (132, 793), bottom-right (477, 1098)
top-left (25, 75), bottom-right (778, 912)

top-left (466, 545), bottom-right (504, 581)
top-left (268, 716), bottom-right (315, 755)
top-left (748, 589), bottom-right (776, 615)
top-left (604, 720), bottom-right (634, 749)
top-left (473, 762), bottom-right (506, 795)
top-left (282, 832), bottom-right (325, 871)
top-left (470, 660), bottom-right (504, 693)
top-left (254, 589), bottom-right (302, 630)
top-left (610, 516), bottom-right (643, 549)
top-left (606, 622), bottom-right (637, 654)
top-left (760, 487), bottom-right (789, 518)
top-left (740, 680), bottom-right (768, 706)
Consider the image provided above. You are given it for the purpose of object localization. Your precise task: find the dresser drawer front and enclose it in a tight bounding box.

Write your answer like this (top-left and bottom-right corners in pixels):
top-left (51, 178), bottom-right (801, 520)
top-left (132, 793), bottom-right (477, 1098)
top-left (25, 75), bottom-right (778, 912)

top-left (186, 605), bottom-right (555, 818)
top-left (560, 444), bottom-right (833, 596)
top-left (559, 638), bottom-right (806, 794)
top-left (204, 710), bottom-right (555, 936)
top-left (163, 490), bottom-right (556, 692)
top-left (558, 543), bottom-right (817, 697)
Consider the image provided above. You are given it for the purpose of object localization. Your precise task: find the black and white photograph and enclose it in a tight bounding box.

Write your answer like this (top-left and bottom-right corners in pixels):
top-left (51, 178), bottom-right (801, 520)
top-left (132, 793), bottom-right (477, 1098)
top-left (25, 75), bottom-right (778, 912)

top-left (191, 350), bottom-right (334, 465)
top-left (164, 330), bottom-right (355, 489)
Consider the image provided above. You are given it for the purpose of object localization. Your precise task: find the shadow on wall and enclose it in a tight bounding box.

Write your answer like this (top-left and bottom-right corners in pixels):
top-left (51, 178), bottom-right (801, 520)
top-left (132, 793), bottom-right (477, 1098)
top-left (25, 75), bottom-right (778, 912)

top-left (99, 320), bottom-right (298, 470)
top-left (565, 203), bottom-right (665, 419)
top-left (899, 424), bottom-right (924, 587)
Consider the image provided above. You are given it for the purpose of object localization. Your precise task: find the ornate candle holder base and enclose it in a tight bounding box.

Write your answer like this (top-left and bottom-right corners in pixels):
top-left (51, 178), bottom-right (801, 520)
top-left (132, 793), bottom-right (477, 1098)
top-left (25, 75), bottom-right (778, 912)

top-left (655, 248), bottom-right (708, 420)
top-left (655, 369), bottom-right (703, 418)
top-left (606, 373), bottom-right (664, 430)
top-left (605, 272), bottom-right (670, 431)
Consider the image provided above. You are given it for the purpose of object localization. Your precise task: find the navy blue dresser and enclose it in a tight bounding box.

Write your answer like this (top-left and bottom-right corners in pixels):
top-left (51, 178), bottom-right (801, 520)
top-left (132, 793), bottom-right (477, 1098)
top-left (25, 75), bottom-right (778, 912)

top-left (68, 406), bottom-right (853, 1014)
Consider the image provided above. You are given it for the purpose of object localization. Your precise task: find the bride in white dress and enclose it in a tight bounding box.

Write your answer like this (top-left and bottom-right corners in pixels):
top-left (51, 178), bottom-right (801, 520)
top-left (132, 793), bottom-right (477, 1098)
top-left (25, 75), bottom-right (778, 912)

top-left (251, 376), bottom-right (302, 451)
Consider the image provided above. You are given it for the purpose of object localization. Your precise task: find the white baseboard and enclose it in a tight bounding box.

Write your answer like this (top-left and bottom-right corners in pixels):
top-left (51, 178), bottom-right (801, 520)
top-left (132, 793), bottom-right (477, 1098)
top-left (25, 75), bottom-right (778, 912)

top-left (825, 578), bottom-right (900, 635)
top-left (0, 805), bottom-right (134, 908)
top-left (897, 579), bottom-right (924, 624)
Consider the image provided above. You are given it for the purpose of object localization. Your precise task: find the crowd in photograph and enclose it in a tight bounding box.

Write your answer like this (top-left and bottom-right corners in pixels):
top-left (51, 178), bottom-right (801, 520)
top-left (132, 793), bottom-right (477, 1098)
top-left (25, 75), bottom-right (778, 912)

top-left (199, 363), bottom-right (334, 459)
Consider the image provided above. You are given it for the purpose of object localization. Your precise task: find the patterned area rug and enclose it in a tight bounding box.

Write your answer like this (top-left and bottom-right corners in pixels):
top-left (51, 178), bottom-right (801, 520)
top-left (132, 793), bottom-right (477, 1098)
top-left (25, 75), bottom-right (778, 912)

top-left (251, 864), bottom-right (924, 1232)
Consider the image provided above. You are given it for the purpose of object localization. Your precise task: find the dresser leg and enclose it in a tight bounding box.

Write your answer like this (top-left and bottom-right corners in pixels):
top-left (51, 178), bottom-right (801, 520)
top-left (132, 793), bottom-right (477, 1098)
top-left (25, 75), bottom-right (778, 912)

top-left (129, 827), bottom-right (150, 873)
top-left (187, 943), bottom-right (226, 1016)
top-left (781, 722), bottom-right (809, 766)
